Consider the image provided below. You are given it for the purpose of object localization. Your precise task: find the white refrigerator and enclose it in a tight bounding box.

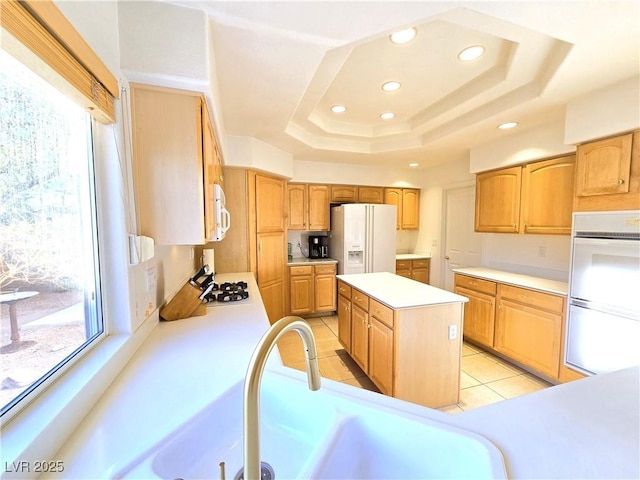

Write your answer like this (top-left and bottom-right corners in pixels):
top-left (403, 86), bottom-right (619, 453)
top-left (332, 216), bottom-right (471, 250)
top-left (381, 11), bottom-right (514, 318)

top-left (329, 204), bottom-right (397, 275)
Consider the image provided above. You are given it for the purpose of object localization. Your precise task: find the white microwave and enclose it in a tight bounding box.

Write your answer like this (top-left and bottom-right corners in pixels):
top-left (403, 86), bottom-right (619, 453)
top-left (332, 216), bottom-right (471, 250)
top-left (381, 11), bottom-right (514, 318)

top-left (210, 183), bottom-right (230, 242)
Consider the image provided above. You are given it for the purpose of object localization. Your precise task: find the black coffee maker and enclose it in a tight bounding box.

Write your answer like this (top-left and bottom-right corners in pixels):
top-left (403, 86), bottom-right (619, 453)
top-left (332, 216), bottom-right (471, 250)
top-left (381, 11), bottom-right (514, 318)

top-left (309, 236), bottom-right (329, 259)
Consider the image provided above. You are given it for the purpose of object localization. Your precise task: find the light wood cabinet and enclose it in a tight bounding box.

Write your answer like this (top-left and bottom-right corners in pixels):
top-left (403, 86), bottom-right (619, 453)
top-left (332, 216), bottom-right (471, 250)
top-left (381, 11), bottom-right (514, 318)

top-left (454, 274), bottom-right (497, 348)
top-left (351, 304), bottom-right (369, 372)
top-left (289, 266), bottom-right (313, 315)
top-left (395, 259), bottom-right (430, 284)
top-left (573, 131), bottom-right (640, 212)
top-left (358, 186), bottom-right (384, 203)
top-left (495, 284), bottom-right (564, 378)
top-left (288, 263), bottom-right (336, 315)
top-left (256, 175), bottom-right (286, 233)
top-left (337, 284), bottom-right (352, 352)
top-left (475, 166), bottom-right (522, 233)
top-left (384, 188), bottom-right (420, 230)
top-left (130, 83), bottom-right (222, 245)
top-left (331, 185), bottom-right (358, 203)
top-left (475, 156), bottom-right (575, 235)
top-left (369, 316), bottom-right (394, 395)
top-left (287, 184), bottom-right (330, 231)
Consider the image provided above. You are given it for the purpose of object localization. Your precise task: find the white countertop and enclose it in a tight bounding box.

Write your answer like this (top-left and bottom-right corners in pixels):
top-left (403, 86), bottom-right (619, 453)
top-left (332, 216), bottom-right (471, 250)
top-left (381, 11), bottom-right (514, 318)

top-left (452, 267), bottom-right (568, 296)
top-left (395, 253), bottom-right (431, 260)
top-left (337, 272), bottom-right (468, 309)
top-left (39, 272), bottom-right (638, 480)
top-left (287, 257), bottom-right (338, 266)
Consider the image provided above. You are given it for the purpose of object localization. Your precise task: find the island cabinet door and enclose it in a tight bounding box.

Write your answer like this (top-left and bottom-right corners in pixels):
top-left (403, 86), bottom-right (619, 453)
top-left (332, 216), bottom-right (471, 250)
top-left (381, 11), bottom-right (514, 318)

top-left (337, 295), bottom-right (351, 352)
top-left (351, 305), bottom-right (369, 372)
top-left (455, 286), bottom-right (496, 348)
top-left (369, 317), bottom-right (394, 395)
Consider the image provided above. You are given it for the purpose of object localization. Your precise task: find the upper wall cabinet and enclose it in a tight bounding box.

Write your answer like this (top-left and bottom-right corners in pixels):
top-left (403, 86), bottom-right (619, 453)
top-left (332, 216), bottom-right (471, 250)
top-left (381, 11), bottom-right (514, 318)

top-left (330, 185), bottom-right (358, 203)
top-left (130, 84), bottom-right (222, 245)
top-left (574, 131), bottom-right (640, 212)
top-left (475, 155), bottom-right (575, 235)
top-left (384, 188), bottom-right (420, 230)
top-left (287, 184), bottom-right (330, 231)
top-left (358, 186), bottom-right (384, 204)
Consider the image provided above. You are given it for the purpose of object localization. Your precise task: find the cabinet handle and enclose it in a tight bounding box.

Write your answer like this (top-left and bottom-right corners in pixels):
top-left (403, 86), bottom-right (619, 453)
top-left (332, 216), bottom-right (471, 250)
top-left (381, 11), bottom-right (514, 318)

top-left (619, 179), bottom-right (625, 185)
top-left (367, 323), bottom-right (371, 329)
top-left (523, 223), bottom-right (528, 231)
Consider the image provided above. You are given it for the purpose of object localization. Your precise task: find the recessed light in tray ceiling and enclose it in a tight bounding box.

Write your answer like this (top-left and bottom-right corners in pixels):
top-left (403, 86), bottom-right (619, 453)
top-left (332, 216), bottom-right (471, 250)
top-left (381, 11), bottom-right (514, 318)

top-left (390, 27), bottom-right (417, 45)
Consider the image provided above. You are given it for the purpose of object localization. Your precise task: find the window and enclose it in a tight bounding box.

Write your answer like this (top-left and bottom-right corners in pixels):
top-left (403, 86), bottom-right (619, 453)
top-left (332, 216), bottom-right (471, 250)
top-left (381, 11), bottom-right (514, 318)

top-left (0, 48), bottom-right (103, 417)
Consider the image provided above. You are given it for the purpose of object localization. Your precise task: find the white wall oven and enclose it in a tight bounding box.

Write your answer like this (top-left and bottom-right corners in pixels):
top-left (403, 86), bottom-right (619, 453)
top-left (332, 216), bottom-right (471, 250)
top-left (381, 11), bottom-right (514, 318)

top-left (566, 211), bottom-right (640, 374)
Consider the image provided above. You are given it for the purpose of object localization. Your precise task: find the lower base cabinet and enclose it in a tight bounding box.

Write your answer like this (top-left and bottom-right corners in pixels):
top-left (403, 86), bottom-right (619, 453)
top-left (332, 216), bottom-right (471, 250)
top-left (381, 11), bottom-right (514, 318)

top-left (337, 280), bottom-right (463, 408)
top-left (454, 273), bottom-right (583, 383)
top-left (288, 264), bottom-right (336, 315)
top-left (395, 258), bottom-right (430, 284)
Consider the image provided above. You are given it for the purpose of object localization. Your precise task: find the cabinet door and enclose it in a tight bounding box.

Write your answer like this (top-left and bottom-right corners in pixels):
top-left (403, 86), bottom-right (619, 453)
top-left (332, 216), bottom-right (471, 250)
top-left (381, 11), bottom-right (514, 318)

top-left (521, 156), bottom-right (575, 235)
top-left (315, 274), bottom-right (336, 312)
top-left (401, 189), bottom-right (420, 230)
top-left (131, 86), bottom-right (205, 245)
top-left (475, 167), bottom-right (522, 233)
top-left (201, 103), bottom-right (217, 241)
top-left (455, 286), bottom-right (496, 348)
top-left (331, 185), bottom-right (358, 203)
top-left (287, 184), bottom-right (307, 230)
top-left (384, 188), bottom-right (402, 230)
top-left (290, 273), bottom-right (313, 314)
top-left (351, 305), bottom-right (369, 372)
top-left (256, 175), bottom-right (285, 233)
top-left (358, 186), bottom-right (384, 204)
top-left (369, 317), bottom-right (394, 395)
top-left (494, 299), bottom-right (561, 378)
top-left (308, 185), bottom-right (330, 230)
top-left (337, 294), bottom-right (351, 352)
top-left (575, 133), bottom-right (633, 196)
top-left (257, 231), bottom-right (285, 322)
top-left (411, 268), bottom-right (429, 284)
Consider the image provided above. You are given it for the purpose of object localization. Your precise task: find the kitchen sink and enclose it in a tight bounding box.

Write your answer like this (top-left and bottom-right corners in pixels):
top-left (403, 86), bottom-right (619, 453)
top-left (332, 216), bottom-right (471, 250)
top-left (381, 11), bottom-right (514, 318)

top-left (113, 373), bottom-right (339, 479)
top-left (114, 370), bottom-right (506, 480)
top-left (311, 409), bottom-right (505, 479)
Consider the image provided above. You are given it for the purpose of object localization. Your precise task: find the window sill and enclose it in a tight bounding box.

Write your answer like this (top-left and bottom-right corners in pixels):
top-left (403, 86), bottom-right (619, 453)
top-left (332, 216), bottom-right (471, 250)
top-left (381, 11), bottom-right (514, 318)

top-left (0, 312), bottom-right (158, 473)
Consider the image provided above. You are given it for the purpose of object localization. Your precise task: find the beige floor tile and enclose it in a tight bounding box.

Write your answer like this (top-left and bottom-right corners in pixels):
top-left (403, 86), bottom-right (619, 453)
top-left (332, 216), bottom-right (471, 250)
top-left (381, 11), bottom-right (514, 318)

top-left (462, 343), bottom-right (481, 356)
top-left (310, 323), bottom-right (337, 341)
top-left (342, 375), bottom-right (380, 393)
top-left (276, 339), bottom-right (306, 364)
top-left (460, 370), bottom-right (481, 389)
top-left (485, 374), bottom-right (549, 399)
top-left (438, 404), bottom-right (464, 414)
top-left (305, 317), bottom-right (325, 326)
top-left (321, 315), bottom-right (339, 335)
top-left (315, 336), bottom-right (345, 357)
top-left (522, 372), bottom-right (554, 388)
top-left (319, 353), bottom-right (364, 382)
top-left (461, 354), bottom-right (520, 383)
top-left (285, 360), bottom-right (308, 372)
top-left (483, 352), bottom-right (527, 375)
top-left (458, 384), bottom-right (505, 411)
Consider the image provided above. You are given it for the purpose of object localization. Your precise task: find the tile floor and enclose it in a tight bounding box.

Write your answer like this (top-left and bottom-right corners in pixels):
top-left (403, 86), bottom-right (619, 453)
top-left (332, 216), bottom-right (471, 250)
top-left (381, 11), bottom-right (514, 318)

top-left (277, 314), bottom-right (553, 413)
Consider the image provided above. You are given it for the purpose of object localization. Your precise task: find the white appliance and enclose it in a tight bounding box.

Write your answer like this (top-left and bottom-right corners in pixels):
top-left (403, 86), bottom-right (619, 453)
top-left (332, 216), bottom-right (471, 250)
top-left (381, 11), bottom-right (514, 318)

top-left (329, 204), bottom-right (396, 275)
top-left (210, 183), bottom-right (230, 242)
top-left (566, 210), bottom-right (640, 374)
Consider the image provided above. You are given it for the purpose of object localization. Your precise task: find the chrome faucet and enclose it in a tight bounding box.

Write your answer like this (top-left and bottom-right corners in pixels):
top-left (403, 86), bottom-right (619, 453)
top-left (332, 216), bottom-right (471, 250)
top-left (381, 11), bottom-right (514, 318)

top-left (242, 316), bottom-right (321, 480)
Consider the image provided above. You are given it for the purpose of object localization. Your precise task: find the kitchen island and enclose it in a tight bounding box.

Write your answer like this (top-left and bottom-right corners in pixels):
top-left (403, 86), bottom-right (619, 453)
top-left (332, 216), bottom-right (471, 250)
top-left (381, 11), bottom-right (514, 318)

top-left (337, 272), bottom-right (468, 408)
top-left (8, 272), bottom-right (638, 480)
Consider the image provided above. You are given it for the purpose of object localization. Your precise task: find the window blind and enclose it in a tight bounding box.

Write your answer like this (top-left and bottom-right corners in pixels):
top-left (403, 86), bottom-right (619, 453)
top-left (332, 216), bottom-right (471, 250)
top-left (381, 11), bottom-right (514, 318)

top-left (1, 0), bottom-right (118, 123)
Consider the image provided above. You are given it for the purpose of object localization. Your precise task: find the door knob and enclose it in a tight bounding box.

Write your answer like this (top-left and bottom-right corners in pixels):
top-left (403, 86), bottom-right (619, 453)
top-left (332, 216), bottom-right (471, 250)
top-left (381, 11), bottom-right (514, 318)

top-left (445, 256), bottom-right (450, 260)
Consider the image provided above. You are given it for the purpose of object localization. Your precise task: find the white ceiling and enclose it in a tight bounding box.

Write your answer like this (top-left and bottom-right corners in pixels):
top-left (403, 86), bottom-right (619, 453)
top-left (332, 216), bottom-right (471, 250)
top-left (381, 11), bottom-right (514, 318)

top-left (163, 1), bottom-right (639, 169)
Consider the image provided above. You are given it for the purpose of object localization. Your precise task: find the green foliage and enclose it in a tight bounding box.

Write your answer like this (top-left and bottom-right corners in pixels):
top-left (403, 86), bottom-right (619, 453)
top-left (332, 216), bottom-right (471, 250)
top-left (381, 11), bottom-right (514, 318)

top-left (0, 51), bottom-right (90, 289)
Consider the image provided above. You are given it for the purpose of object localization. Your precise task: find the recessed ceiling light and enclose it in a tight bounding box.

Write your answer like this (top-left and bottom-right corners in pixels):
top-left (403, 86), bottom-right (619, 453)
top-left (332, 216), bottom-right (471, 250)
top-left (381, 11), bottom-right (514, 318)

top-left (380, 112), bottom-right (395, 120)
top-left (382, 81), bottom-right (401, 92)
top-left (409, 163), bottom-right (419, 167)
top-left (390, 27), bottom-right (417, 45)
top-left (498, 122), bottom-right (518, 129)
top-left (331, 105), bottom-right (346, 113)
top-left (458, 45), bottom-right (485, 62)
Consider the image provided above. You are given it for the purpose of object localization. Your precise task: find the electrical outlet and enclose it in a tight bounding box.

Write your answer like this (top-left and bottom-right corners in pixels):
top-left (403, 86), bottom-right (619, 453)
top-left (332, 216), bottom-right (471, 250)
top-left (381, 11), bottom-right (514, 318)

top-left (448, 324), bottom-right (457, 340)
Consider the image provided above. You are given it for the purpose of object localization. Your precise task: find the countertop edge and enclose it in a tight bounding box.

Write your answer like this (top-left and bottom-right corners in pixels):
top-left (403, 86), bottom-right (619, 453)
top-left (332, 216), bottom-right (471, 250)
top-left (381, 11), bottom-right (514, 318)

top-left (452, 268), bottom-right (568, 296)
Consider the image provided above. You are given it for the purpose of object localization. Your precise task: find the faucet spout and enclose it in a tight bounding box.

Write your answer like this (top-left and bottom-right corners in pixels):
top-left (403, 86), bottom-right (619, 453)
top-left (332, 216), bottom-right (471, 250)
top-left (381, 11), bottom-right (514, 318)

top-left (243, 316), bottom-right (321, 480)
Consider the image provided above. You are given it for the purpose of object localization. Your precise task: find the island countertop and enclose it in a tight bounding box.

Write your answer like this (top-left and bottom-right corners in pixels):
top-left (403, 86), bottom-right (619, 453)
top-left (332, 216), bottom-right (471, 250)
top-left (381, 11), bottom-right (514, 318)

top-left (337, 272), bottom-right (468, 309)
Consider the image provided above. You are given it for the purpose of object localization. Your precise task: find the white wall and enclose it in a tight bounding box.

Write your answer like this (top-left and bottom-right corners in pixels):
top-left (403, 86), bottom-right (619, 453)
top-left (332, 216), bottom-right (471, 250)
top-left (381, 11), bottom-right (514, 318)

top-left (292, 160), bottom-right (422, 187)
top-left (470, 119), bottom-right (574, 173)
top-left (225, 135), bottom-right (294, 178)
top-left (564, 76), bottom-right (640, 145)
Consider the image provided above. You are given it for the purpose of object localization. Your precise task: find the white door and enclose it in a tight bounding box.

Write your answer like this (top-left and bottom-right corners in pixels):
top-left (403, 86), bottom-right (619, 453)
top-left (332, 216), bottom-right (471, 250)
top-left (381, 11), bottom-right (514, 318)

top-left (443, 185), bottom-right (483, 291)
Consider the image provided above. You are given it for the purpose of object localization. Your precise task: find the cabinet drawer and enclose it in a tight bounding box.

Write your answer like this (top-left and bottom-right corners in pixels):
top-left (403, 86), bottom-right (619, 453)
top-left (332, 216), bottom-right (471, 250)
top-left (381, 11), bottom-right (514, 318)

top-left (499, 284), bottom-right (564, 313)
top-left (396, 260), bottom-right (411, 270)
top-left (314, 264), bottom-right (336, 275)
top-left (370, 299), bottom-right (394, 328)
top-left (352, 289), bottom-right (369, 311)
top-left (290, 265), bottom-right (312, 276)
top-left (413, 259), bottom-right (430, 268)
top-left (454, 274), bottom-right (497, 295)
top-left (337, 281), bottom-right (351, 299)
